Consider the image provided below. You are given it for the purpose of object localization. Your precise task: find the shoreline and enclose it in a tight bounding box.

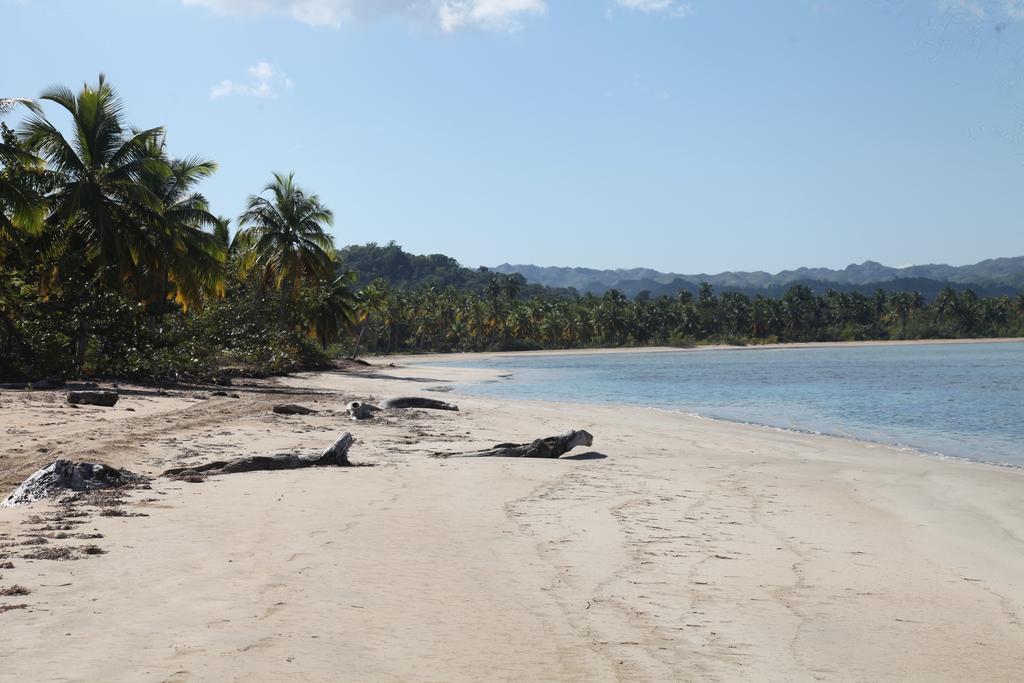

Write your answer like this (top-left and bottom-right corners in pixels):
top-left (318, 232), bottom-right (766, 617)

top-left (397, 340), bottom-right (1023, 472)
top-left (1, 361), bottom-right (1022, 679)
top-left (385, 335), bottom-right (1024, 364)
top-left (642, 404), bottom-right (1024, 472)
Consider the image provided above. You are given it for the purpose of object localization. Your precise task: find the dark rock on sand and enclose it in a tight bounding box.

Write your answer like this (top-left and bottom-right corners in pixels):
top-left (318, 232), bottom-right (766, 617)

top-left (273, 404), bottom-right (318, 415)
top-left (66, 391), bottom-right (118, 407)
top-left (380, 397), bottom-right (459, 411)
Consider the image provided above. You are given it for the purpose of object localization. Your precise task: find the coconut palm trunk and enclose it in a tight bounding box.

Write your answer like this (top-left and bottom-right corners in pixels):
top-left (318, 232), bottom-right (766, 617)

top-left (350, 323), bottom-right (367, 360)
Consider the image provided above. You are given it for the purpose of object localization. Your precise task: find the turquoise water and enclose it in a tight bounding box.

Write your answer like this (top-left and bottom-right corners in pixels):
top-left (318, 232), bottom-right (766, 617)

top-left (430, 342), bottom-right (1024, 467)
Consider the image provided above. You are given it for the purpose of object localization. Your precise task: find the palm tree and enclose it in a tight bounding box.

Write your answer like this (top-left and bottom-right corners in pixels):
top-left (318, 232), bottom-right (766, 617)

top-left (781, 284), bottom-right (820, 341)
top-left (0, 98), bottom-right (45, 246)
top-left (595, 289), bottom-right (628, 343)
top-left (235, 172), bottom-right (335, 327)
top-left (349, 279), bottom-right (388, 359)
top-left (20, 74), bottom-right (167, 290)
top-left (310, 270), bottom-right (359, 351)
top-left (135, 141), bottom-right (225, 310)
top-left (0, 102), bottom-right (42, 362)
top-left (885, 292), bottom-right (923, 338)
top-left (212, 215), bottom-right (232, 251)
top-left (0, 99), bottom-right (36, 117)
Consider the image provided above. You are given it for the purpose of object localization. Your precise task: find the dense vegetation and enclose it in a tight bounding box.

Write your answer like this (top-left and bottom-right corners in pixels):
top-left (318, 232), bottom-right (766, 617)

top-left (339, 242), bottom-right (575, 298)
top-left (348, 278), bottom-right (1024, 353)
top-left (327, 243), bottom-right (1024, 353)
top-left (2, 77), bottom-right (1022, 382)
top-left (0, 78), bottom-right (356, 382)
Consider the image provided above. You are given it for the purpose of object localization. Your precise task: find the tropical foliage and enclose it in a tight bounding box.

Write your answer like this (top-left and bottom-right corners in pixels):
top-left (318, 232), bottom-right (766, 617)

top-left (0, 76), bottom-right (353, 381)
top-left (347, 281), bottom-right (1024, 354)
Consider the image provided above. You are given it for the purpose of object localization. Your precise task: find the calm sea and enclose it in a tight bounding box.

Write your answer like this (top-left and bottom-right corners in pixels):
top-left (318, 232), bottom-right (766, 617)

top-left (429, 342), bottom-right (1024, 467)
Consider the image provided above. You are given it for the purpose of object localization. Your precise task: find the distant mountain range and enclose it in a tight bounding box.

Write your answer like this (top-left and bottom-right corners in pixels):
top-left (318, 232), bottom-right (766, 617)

top-left (493, 257), bottom-right (1024, 299)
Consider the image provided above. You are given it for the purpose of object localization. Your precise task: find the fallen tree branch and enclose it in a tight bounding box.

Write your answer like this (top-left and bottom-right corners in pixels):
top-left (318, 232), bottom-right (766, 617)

top-left (345, 397), bottom-right (458, 420)
top-left (162, 433), bottom-right (355, 477)
top-left (435, 430), bottom-right (594, 459)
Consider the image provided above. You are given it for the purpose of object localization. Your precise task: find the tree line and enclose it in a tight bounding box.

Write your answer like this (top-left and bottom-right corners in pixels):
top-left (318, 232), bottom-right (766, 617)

top-left (350, 279), bottom-right (1024, 354)
top-left (1, 76), bottom-right (355, 381)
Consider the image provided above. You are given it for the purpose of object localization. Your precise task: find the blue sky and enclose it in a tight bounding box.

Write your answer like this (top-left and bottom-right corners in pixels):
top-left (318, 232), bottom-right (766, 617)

top-left (3, 0), bottom-right (1023, 273)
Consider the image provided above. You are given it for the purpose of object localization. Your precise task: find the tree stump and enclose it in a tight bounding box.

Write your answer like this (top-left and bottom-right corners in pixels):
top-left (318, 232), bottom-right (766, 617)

top-left (3, 459), bottom-right (144, 507)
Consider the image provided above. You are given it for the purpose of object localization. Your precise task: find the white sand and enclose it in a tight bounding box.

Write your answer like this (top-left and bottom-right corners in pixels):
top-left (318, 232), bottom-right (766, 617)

top-left (0, 358), bottom-right (1022, 681)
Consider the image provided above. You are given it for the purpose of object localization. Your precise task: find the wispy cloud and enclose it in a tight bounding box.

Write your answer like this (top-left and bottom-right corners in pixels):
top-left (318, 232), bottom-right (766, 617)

top-left (439, 0), bottom-right (546, 33)
top-left (210, 61), bottom-right (293, 99)
top-left (937, 0), bottom-right (986, 19)
top-left (936, 0), bottom-right (1024, 20)
top-left (612, 0), bottom-right (693, 18)
top-left (183, 0), bottom-right (547, 32)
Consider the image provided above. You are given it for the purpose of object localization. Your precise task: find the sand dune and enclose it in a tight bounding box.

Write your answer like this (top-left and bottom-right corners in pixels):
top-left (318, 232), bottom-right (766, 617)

top-left (0, 362), bottom-right (1022, 681)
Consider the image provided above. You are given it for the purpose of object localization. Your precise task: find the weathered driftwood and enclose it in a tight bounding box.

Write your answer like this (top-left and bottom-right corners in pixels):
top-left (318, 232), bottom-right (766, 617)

top-left (67, 390), bottom-right (118, 407)
top-left (438, 429), bottom-right (594, 459)
top-left (3, 459), bottom-right (145, 507)
top-left (272, 403), bottom-right (317, 415)
top-left (381, 397), bottom-right (458, 411)
top-left (346, 401), bottom-right (381, 420)
top-left (162, 433), bottom-right (355, 477)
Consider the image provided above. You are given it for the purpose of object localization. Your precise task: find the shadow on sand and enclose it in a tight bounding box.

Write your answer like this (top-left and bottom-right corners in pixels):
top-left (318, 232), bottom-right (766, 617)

top-left (562, 452), bottom-right (608, 461)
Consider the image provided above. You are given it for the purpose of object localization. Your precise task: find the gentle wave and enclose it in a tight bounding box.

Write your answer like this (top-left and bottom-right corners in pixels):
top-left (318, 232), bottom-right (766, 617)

top-left (641, 405), bottom-right (1023, 470)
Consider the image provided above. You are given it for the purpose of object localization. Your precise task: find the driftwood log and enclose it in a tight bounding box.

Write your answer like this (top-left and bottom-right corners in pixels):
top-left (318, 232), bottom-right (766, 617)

top-left (67, 390), bottom-right (118, 407)
top-left (437, 430), bottom-right (594, 459)
top-left (163, 433), bottom-right (355, 477)
top-left (380, 397), bottom-right (458, 411)
top-left (3, 459), bottom-right (145, 507)
top-left (272, 403), bottom-right (317, 415)
top-left (345, 397), bottom-right (457, 419)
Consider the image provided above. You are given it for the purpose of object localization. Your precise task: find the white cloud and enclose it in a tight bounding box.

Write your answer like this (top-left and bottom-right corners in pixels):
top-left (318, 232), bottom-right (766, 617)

top-left (613, 0), bottom-right (693, 18)
top-left (183, 0), bottom-right (547, 31)
top-left (1006, 0), bottom-right (1024, 19)
top-left (211, 61), bottom-right (293, 99)
top-left (439, 0), bottom-right (546, 32)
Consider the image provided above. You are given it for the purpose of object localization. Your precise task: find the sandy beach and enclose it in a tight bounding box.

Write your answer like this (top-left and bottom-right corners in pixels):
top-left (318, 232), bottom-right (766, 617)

top-left (1, 357), bottom-right (1023, 681)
